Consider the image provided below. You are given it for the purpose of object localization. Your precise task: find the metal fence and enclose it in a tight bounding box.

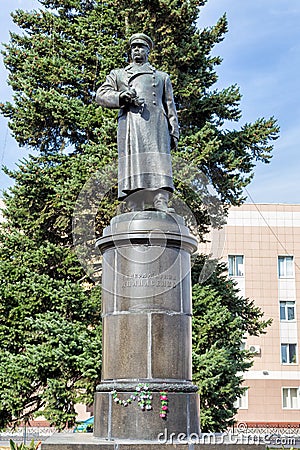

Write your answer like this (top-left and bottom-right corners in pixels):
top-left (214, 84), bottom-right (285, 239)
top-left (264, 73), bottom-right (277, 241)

top-left (233, 422), bottom-right (300, 438)
top-left (0, 426), bottom-right (69, 443)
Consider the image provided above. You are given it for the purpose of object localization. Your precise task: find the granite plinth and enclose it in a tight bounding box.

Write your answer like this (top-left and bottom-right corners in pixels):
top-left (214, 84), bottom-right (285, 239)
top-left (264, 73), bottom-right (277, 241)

top-left (94, 211), bottom-right (199, 444)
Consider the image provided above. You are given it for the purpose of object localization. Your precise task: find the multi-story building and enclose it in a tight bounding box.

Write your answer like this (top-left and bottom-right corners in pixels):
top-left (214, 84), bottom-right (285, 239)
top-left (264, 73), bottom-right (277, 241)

top-left (222, 203), bottom-right (300, 426)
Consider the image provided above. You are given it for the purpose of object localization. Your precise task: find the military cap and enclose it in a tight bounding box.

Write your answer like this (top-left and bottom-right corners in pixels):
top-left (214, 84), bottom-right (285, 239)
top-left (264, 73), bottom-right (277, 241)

top-left (129, 33), bottom-right (154, 50)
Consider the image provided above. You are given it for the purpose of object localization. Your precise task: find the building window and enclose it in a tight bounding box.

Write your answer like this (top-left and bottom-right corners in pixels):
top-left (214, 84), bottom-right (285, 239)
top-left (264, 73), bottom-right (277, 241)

top-left (228, 255), bottom-right (244, 277)
top-left (234, 389), bottom-right (248, 409)
top-left (278, 256), bottom-right (294, 278)
top-left (281, 343), bottom-right (297, 364)
top-left (282, 387), bottom-right (299, 409)
top-left (280, 301), bottom-right (296, 321)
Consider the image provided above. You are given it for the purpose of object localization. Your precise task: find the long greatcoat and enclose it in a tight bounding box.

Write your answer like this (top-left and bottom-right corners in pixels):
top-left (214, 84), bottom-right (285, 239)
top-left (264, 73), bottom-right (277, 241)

top-left (96, 62), bottom-right (179, 199)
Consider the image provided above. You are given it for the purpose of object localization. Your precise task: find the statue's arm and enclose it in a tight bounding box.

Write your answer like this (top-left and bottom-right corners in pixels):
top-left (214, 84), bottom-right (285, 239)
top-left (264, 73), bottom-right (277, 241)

top-left (163, 75), bottom-right (179, 148)
top-left (96, 70), bottom-right (121, 108)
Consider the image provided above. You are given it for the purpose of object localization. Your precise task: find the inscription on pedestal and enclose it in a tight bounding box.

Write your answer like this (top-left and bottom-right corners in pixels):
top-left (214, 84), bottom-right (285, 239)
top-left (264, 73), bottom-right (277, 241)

top-left (122, 273), bottom-right (177, 288)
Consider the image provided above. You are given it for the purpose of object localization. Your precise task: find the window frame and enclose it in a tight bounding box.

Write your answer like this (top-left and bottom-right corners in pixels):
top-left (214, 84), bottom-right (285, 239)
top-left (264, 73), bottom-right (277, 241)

top-left (228, 255), bottom-right (244, 277)
top-left (234, 388), bottom-right (248, 410)
top-left (281, 343), bottom-right (298, 364)
top-left (278, 255), bottom-right (294, 279)
top-left (282, 387), bottom-right (300, 409)
top-left (280, 301), bottom-right (296, 322)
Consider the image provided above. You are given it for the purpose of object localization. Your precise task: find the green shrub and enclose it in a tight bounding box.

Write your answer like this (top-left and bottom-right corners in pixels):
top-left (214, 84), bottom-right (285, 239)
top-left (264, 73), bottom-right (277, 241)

top-left (9, 439), bottom-right (41, 450)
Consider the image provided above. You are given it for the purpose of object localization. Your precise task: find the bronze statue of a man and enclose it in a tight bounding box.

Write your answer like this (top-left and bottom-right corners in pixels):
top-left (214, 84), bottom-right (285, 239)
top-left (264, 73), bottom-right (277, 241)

top-left (96, 33), bottom-right (179, 211)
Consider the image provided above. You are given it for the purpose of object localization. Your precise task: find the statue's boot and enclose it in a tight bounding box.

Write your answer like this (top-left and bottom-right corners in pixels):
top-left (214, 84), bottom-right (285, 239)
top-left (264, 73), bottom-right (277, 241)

top-left (126, 198), bottom-right (145, 211)
top-left (126, 190), bottom-right (145, 211)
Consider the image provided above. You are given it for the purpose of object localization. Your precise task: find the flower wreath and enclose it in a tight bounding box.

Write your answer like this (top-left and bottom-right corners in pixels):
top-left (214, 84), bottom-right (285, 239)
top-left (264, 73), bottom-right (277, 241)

top-left (111, 384), bottom-right (168, 419)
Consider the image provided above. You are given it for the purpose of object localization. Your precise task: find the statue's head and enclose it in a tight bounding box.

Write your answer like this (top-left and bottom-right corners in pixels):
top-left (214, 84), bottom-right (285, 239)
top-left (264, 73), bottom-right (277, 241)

top-left (129, 33), bottom-right (154, 51)
top-left (129, 33), bottom-right (153, 63)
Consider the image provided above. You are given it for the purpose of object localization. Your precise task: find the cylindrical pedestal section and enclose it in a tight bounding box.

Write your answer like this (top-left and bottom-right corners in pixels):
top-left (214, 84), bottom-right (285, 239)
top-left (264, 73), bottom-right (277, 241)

top-left (95, 211), bottom-right (200, 440)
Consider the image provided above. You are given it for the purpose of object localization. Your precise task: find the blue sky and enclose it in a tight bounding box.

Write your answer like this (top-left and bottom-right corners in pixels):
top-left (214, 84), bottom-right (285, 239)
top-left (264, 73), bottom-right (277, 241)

top-left (0, 0), bottom-right (299, 203)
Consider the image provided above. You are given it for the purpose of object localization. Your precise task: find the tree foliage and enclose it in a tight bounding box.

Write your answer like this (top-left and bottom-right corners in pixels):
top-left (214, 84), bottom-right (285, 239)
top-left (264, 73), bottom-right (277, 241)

top-left (0, 0), bottom-right (278, 431)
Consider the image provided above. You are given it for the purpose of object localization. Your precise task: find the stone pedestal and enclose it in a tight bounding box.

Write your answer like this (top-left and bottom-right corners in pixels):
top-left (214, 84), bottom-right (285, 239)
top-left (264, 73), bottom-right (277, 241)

top-left (94, 211), bottom-right (200, 443)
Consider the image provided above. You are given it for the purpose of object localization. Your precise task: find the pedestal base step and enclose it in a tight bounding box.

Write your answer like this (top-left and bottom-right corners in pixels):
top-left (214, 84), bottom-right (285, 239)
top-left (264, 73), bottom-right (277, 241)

top-left (41, 434), bottom-right (267, 450)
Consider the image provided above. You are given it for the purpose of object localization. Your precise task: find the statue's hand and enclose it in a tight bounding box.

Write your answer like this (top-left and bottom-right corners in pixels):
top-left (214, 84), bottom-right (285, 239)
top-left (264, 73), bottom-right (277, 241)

top-left (120, 89), bottom-right (137, 104)
top-left (133, 97), bottom-right (145, 107)
top-left (171, 135), bottom-right (179, 150)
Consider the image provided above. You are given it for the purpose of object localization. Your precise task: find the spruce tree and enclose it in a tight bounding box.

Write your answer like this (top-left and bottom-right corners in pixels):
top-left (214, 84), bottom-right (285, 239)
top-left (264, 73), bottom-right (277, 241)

top-left (0, 0), bottom-right (279, 431)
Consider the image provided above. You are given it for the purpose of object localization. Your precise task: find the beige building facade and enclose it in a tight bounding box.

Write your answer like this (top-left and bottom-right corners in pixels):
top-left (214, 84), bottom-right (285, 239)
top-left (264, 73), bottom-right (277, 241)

top-left (223, 203), bottom-right (300, 425)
